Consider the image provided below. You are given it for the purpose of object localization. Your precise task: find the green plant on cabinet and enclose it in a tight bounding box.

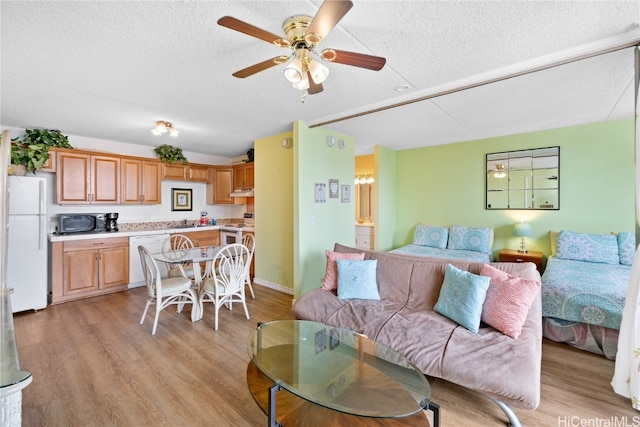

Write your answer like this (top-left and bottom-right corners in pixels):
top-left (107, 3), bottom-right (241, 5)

top-left (11, 128), bottom-right (73, 174)
top-left (154, 144), bottom-right (188, 164)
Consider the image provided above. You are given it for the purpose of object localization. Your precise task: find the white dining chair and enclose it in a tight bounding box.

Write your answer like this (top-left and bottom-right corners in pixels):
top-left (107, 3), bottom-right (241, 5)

top-left (200, 243), bottom-right (250, 331)
top-left (162, 234), bottom-right (197, 281)
top-left (241, 233), bottom-right (256, 298)
top-left (138, 245), bottom-right (198, 335)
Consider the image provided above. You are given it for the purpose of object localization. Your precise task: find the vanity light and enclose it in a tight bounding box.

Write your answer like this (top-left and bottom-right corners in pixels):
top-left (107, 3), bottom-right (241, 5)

top-left (151, 121), bottom-right (179, 137)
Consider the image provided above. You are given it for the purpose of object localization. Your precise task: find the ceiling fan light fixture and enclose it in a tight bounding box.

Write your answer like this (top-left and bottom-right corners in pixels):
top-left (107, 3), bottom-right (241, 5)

top-left (320, 48), bottom-right (337, 62)
top-left (308, 59), bottom-right (329, 84)
top-left (284, 58), bottom-right (303, 83)
top-left (493, 164), bottom-right (506, 179)
top-left (292, 71), bottom-right (309, 90)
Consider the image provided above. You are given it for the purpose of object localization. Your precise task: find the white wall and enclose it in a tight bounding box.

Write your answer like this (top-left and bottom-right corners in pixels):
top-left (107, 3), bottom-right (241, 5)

top-left (2, 126), bottom-right (245, 232)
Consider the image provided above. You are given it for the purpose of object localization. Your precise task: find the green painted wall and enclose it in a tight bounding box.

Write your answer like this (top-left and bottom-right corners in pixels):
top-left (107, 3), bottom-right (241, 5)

top-left (393, 118), bottom-right (635, 257)
top-left (374, 146), bottom-right (397, 251)
top-left (255, 131), bottom-right (294, 290)
top-left (294, 121), bottom-right (355, 298)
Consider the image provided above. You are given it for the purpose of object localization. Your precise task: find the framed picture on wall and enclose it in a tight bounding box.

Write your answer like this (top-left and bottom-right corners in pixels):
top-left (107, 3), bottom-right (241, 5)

top-left (341, 185), bottom-right (351, 203)
top-left (329, 179), bottom-right (339, 198)
top-left (171, 188), bottom-right (192, 211)
top-left (315, 183), bottom-right (326, 203)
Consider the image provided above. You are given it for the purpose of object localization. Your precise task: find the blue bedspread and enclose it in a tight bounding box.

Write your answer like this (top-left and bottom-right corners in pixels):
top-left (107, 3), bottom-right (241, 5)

top-left (389, 244), bottom-right (491, 263)
top-left (541, 256), bottom-right (630, 330)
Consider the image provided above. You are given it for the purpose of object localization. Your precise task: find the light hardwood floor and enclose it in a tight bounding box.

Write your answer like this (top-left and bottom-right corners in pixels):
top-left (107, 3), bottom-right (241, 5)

top-left (13, 286), bottom-right (639, 426)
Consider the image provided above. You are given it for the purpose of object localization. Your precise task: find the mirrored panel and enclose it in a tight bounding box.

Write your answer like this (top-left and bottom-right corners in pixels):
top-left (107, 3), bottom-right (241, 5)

top-left (486, 146), bottom-right (559, 210)
top-left (355, 176), bottom-right (374, 222)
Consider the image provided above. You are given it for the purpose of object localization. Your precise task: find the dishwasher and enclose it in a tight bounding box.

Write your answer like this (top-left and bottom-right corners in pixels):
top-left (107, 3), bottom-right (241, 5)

top-left (129, 233), bottom-right (170, 288)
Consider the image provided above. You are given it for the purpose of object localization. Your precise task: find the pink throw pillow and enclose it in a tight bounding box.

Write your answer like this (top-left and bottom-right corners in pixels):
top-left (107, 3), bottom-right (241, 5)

top-left (321, 250), bottom-right (365, 291)
top-left (480, 264), bottom-right (540, 339)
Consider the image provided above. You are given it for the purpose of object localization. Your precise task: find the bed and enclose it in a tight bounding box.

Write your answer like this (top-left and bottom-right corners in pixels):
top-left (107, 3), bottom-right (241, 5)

top-left (389, 224), bottom-right (494, 263)
top-left (541, 230), bottom-right (634, 359)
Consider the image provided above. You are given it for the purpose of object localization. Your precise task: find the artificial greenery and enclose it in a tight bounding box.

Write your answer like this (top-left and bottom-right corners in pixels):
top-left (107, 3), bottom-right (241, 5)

top-left (11, 128), bottom-right (73, 173)
top-left (154, 144), bottom-right (188, 164)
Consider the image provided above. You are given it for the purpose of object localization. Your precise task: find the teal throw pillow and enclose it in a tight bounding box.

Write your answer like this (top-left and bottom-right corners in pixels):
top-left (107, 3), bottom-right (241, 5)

top-left (434, 264), bottom-right (490, 333)
top-left (446, 225), bottom-right (492, 253)
top-left (412, 225), bottom-right (449, 249)
top-left (336, 259), bottom-right (380, 300)
top-left (617, 232), bottom-right (636, 266)
top-left (556, 230), bottom-right (619, 264)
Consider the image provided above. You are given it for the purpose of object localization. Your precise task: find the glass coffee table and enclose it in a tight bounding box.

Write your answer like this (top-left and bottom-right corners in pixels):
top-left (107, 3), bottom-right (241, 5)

top-left (247, 320), bottom-right (438, 426)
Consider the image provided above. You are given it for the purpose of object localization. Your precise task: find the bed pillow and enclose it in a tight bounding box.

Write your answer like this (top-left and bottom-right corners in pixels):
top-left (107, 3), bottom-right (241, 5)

top-left (434, 264), bottom-right (490, 333)
top-left (480, 264), bottom-right (541, 339)
top-left (412, 225), bottom-right (449, 249)
top-left (446, 225), bottom-right (492, 253)
top-left (322, 250), bottom-right (365, 291)
top-left (556, 230), bottom-right (619, 264)
top-left (617, 232), bottom-right (636, 266)
top-left (336, 259), bottom-right (380, 300)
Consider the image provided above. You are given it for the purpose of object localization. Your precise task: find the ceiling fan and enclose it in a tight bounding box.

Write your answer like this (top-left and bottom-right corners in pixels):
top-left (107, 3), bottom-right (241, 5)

top-left (218, 0), bottom-right (386, 95)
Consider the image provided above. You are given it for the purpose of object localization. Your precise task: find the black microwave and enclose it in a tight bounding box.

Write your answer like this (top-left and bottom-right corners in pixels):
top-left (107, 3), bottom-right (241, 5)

top-left (57, 213), bottom-right (106, 234)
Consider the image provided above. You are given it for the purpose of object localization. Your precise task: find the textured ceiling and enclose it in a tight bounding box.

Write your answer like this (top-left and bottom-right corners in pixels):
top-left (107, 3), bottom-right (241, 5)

top-left (1, 1), bottom-right (638, 157)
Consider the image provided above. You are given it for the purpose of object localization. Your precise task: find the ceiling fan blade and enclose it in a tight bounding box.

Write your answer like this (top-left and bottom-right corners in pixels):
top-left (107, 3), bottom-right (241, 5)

top-left (218, 16), bottom-right (290, 47)
top-left (320, 49), bottom-right (386, 71)
top-left (305, 0), bottom-right (353, 44)
top-left (232, 56), bottom-right (289, 78)
top-left (307, 71), bottom-right (324, 95)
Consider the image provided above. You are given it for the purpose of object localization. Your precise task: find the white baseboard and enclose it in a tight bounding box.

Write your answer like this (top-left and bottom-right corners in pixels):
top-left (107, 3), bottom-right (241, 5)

top-left (253, 278), bottom-right (294, 295)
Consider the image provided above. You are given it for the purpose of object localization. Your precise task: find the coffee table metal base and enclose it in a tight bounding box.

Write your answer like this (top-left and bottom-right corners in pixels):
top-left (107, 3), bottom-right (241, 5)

top-left (247, 361), bottom-right (435, 427)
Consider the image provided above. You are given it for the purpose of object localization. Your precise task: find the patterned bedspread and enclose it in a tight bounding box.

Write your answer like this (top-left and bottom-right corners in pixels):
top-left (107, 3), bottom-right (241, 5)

top-left (389, 244), bottom-right (491, 263)
top-left (541, 256), bottom-right (630, 330)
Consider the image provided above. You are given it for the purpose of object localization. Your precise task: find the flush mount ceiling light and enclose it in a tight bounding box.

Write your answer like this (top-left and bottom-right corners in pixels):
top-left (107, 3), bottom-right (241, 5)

top-left (493, 164), bottom-right (506, 179)
top-left (151, 121), bottom-right (179, 137)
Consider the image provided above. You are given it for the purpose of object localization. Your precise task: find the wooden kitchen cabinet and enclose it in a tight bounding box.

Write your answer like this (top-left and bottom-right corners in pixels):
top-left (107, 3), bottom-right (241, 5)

top-left (50, 237), bottom-right (129, 304)
top-left (188, 164), bottom-right (210, 182)
top-left (56, 151), bottom-right (120, 204)
top-left (179, 229), bottom-right (220, 247)
top-left (161, 163), bottom-right (187, 180)
top-left (121, 158), bottom-right (162, 204)
top-left (233, 163), bottom-right (254, 190)
top-left (207, 166), bottom-right (234, 204)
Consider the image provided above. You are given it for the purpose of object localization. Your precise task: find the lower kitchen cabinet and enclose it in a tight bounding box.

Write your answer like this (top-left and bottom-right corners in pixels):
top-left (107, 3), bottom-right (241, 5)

top-left (178, 229), bottom-right (220, 247)
top-left (50, 236), bottom-right (129, 304)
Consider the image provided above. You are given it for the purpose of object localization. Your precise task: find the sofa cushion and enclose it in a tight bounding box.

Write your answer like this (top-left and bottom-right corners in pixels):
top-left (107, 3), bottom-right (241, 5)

top-left (412, 225), bottom-right (448, 249)
top-left (480, 264), bottom-right (541, 339)
top-left (337, 259), bottom-right (380, 300)
top-left (321, 250), bottom-right (365, 291)
top-left (434, 264), bottom-right (490, 333)
top-left (556, 230), bottom-right (619, 264)
top-left (447, 225), bottom-right (492, 253)
top-left (617, 232), bottom-right (635, 266)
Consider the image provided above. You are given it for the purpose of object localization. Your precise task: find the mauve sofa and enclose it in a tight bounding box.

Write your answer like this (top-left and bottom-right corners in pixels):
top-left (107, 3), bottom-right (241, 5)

top-left (291, 243), bottom-right (542, 426)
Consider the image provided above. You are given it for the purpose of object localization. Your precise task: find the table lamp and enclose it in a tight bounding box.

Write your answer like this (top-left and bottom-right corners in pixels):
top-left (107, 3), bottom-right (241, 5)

top-left (514, 222), bottom-right (532, 253)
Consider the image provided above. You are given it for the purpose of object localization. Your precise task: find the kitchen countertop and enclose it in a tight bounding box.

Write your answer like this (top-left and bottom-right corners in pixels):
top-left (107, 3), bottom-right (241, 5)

top-left (49, 225), bottom-right (225, 242)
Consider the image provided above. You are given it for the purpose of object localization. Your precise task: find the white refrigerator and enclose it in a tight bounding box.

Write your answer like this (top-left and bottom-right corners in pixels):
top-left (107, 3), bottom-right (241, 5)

top-left (7, 175), bottom-right (48, 313)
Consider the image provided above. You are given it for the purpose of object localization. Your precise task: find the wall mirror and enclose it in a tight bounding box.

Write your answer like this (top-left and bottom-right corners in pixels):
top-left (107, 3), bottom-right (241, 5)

top-left (355, 176), bottom-right (374, 222)
top-left (486, 146), bottom-right (560, 210)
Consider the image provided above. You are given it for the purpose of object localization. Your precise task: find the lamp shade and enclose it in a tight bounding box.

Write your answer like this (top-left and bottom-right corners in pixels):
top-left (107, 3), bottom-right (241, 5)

top-left (513, 222), bottom-right (532, 237)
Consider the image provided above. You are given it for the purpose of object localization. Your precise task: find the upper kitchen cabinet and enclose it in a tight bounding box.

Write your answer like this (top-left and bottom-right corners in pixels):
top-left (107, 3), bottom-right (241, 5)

top-left (233, 163), bottom-right (254, 190)
top-left (161, 163), bottom-right (187, 180)
top-left (121, 158), bottom-right (161, 204)
top-left (207, 166), bottom-right (233, 204)
top-left (56, 151), bottom-right (120, 204)
top-left (161, 162), bottom-right (210, 182)
top-left (187, 164), bottom-right (209, 182)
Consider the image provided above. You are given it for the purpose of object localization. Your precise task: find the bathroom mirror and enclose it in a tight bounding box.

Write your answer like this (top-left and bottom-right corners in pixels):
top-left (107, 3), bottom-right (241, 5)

top-left (355, 177), bottom-right (374, 222)
top-left (486, 146), bottom-right (559, 210)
